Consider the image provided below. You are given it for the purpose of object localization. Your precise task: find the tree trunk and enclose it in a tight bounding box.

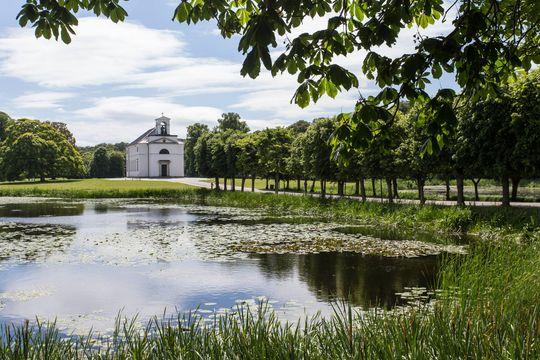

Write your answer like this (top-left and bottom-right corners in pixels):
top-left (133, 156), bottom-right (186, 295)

top-left (354, 180), bottom-right (360, 196)
top-left (337, 181), bottom-right (344, 197)
top-left (304, 179), bottom-right (308, 193)
top-left (385, 177), bottom-right (394, 203)
top-left (501, 176), bottom-right (510, 206)
top-left (456, 174), bottom-right (465, 206)
top-left (393, 178), bottom-right (399, 199)
top-left (297, 179), bottom-right (301, 190)
top-left (511, 177), bottom-right (520, 201)
top-left (241, 177), bottom-right (245, 192)
top-left (286, 179), bottom-right (290, 190)
top-left (274, 174), bottom-right (279, 194)
top-left (265, 178), bottom-right (269, 190)
top-left (40, 175), bottom-right (46, 182)
top-left (310, 180), bottom-right (315, 193)
top-left (371, 178), bottom-right (377, 197)
top-left (445, 178), bottom-right (451, 201)
top-left (471, 178), bottom-right (481, 201)
top-left (321, 180), bottom-right (326, 198)
top-left (251, 174), bottom-right (256, 192)
top-left (224, 178), bottom-right (228, 191)
top-left (417, 178), bottom-right (426, 205)
top-left (231, 176), bottom-right (236, 191)
top-left (360, 178), bottom-right (366, 202)
top-left (214, 177), bottom-right (220, 190)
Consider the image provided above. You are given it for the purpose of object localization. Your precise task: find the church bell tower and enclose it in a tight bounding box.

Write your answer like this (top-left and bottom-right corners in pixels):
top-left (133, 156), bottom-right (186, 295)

top-left (155, 115), bottom-right (171, 136)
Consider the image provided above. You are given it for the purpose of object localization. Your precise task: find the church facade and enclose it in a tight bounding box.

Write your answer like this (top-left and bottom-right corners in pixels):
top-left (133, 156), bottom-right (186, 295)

top-left (126, 116), bottom-right (185, 178)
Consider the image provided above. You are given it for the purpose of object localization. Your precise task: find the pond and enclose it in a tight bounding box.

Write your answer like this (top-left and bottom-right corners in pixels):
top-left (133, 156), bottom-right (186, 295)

top-left (0, 197), bottom-right (466, 335)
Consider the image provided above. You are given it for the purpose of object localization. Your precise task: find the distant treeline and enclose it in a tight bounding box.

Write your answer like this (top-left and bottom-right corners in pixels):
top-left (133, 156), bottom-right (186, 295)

top-left (186, 71), bottom-right (540, 206)
top-left (0, 113), bottom-right (127, 181)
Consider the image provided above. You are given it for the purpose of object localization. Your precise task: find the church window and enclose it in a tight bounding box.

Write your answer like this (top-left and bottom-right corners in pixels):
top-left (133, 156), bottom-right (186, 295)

top-left (159, 149), bottom-right (170, 154)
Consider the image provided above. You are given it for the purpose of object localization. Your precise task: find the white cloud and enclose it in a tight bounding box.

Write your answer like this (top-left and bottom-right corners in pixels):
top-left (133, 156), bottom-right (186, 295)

top-left (0, 18), bottom-right (184, 87)
top-left (71, 96), bottom-right (222, 145)
top-left (11, 91), bottom-right (75, 109)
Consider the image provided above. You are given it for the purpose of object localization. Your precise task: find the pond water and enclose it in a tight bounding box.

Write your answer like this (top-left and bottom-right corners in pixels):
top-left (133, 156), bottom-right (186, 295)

top-left (0, 198), bottom-right (465, 334)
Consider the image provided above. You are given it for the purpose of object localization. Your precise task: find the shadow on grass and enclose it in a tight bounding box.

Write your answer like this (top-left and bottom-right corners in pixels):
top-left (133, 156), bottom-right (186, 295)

top-left (0, 179), bottom-right (83, 186)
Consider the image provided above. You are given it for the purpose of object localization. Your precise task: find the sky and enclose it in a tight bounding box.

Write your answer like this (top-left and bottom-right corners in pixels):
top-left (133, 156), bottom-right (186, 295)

top-left (0, 1), bottom-right (458, 146)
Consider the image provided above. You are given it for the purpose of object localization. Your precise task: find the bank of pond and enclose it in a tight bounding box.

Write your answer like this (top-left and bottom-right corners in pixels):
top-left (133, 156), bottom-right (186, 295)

top-left (0, 196), bottom-right (538, 358)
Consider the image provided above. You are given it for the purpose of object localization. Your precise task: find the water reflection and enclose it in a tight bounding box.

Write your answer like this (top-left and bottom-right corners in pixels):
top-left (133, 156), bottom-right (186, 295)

top-left (0, 202), bottom-right (85, 218)
top-left (253, 253), bottom-right (438, 308)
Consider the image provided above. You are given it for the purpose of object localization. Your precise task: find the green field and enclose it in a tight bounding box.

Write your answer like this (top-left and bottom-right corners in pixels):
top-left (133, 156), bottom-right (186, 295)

top-left (0, 179), bottom-right (194, 198)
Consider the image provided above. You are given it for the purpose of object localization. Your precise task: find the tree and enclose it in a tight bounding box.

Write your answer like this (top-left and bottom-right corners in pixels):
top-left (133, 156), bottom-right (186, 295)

top-left (45, 121), bottom-right (76, 146)
top-left (18, 1), bottom-right (539, 152)
top-left (108, 151), bottom-right (125, 178)
top-left (0, 119), bottom-right (83, 181)
top-left (184, 123), bottom-right (209, 176)
top-left (256, 128), bottom-right (291, 193)
top-left (455, 94), bottom-right (518, 206)
top-left (397, 111), bottom-right (440, 204)
top-left (0, 112), bottom-right (11, 142)
top-left (236, 133), bottom-right (259, 192)
top-left (223, 130), bottom-right (245, 190)
top-left (287, 132), bottom-right (308, 191)
top-left (90, 146), bottom-right (110, 178)
top-left (361, 116), bottom-right (405, 203)
top-left (217, 113), bottom-right (249, 133)
top-left (193, 132), bottom-right (216, 187)
top-left (287, 120), bottom-right (310, 135)
top-left (508, 70), bottom-right (540, 200)
top-left (303, 118), bottom-right (337, 198)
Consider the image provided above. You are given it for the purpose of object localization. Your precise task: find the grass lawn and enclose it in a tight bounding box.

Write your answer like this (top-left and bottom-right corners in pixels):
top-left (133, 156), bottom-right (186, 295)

top-left (0, 179), bottom-right (194, 198)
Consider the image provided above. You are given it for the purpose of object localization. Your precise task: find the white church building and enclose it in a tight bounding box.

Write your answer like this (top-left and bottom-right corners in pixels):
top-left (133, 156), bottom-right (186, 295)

top-left (126, 116), bottom-right (185, 178)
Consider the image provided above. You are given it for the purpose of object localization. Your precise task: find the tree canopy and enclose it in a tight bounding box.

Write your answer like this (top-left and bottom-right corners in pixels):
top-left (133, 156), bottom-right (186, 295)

top-left (0, 118), bottom-right (84, 181)
top-left (217, 113), bottom-right (250, 133)
top-left (16, 0), bottom-right (540, 153)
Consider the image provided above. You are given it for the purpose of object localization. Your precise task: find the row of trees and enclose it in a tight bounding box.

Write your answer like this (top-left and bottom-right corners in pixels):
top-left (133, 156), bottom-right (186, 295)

top-left (187, 71), bottom-right (539, 206)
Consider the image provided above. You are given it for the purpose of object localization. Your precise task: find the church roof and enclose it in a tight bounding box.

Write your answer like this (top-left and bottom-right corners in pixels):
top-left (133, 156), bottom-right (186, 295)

top-left (128, 128), bottom-right (155, 146)
top-left (128, 128), bottom-right (183, 146)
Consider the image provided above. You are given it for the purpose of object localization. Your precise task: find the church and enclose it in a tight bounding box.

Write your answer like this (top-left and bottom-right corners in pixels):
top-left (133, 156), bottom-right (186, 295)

top-left (126, 115), bottom-right (185, 178)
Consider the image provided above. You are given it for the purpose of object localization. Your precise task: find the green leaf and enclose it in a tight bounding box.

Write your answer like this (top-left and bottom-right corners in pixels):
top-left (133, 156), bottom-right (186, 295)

top-left (294, 83), bottom-right (310, 108)
top-left (236, 9), bottom-right (250, 26)
top-left (326, 80), bottom-right (338, 98)
top-left (60, 26), bottom-right (71, 44)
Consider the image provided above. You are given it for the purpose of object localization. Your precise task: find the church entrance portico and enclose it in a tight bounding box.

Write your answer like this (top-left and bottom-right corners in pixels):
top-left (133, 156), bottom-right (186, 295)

top-left (159, 160), bottom-right (170, 177)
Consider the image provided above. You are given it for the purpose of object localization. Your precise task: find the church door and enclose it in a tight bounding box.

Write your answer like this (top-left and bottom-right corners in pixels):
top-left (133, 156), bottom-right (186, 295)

top-left (161, 164), bottom-right (168, 177)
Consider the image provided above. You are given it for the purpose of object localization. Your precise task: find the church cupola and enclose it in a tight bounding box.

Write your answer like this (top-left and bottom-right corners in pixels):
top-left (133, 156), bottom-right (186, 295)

top-left (155, 115), bottom-right (171, 136)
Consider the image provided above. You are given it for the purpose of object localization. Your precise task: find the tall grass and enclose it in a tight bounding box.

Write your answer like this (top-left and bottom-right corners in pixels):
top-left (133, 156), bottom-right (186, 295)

top-left (1, 241), bottom-right (538, 359)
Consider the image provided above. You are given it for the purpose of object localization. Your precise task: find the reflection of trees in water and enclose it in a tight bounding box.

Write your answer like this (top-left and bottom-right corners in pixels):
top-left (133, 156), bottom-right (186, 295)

top-left (249, 253), bottom-right (297, 280)
top-left (253, 253), bottom-right (439, 308)
top-left (0, 223), bottom-right (75, 261)
top-left (0, 202), bottom-right (85, 217)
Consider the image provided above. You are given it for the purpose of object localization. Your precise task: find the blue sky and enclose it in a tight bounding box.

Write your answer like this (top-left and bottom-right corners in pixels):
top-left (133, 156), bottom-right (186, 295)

top-left (0, 1), bottom-right (457, 146)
